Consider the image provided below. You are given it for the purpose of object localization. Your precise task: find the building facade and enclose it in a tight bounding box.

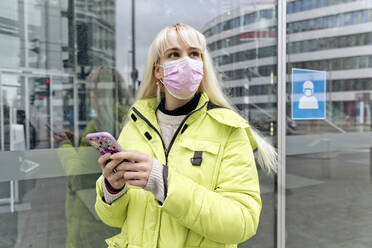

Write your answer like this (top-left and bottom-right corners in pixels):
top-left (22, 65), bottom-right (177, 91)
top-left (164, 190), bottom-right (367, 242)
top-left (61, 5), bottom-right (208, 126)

top-left (202, 0), bottom-right (372, 133)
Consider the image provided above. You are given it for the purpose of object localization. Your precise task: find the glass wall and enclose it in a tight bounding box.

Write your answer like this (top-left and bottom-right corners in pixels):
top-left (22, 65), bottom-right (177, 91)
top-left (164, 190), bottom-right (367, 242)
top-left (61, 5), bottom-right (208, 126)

top-left (0, 0), bottom-right (131, 247)
top-left (3, 0), bottom-right (371, 248)
top-left (0, 0), bottom-right (278, 247)
top-left (286, 0), bottom-right (372, 247)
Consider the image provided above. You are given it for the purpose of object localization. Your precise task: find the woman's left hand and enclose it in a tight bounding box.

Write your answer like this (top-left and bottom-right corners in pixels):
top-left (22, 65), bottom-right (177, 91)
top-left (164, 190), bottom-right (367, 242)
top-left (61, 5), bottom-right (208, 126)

top-left (110, 150), bottom-right (153, 188)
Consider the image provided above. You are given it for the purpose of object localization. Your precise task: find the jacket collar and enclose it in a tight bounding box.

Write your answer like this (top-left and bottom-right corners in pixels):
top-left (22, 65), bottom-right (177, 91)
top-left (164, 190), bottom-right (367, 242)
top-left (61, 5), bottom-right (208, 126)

top-left (130, 91), bottom-right (257, 150)
top-left (206, 107), bottom-right (257, 150)
top-left (131, 91), bottom-right (209, 123)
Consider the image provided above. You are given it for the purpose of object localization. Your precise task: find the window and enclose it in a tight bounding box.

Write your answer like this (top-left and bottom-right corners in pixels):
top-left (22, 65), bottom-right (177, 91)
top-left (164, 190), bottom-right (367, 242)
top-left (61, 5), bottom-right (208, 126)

top-left (317, 17), bottom-right (323, 29)
top-left (320, 0), bottom-right (328, 7)
top-left (230, 35), bottom-right (240, 46)
top-left (294, 42), bottom-right (300, 53)
top-left (368, 55), bottom-right (372, 68)
top-left (332, 58), bottom-right (342, 70)
top-left (293, 22), bottom-right (299, 33)
top-left (266, 9), bottom-right (274, 19)
top-left (362, 79), bottom-right (372, 90)
top-left (295, 0), bottom-right (302, 12)
top-left (311, 39), bottom-right (318, 51)
top-left (243, 51), bottom-right (250, 61)
top-left (325, 16), bottom-right (331, 28)
top-left (217, 40), bottom-right (222, 49)
top-left (244, 12), bottom-right (257, 25)
top-left (343, 57), bottom-right (353, 70)
top-left (330, 15), bottom-right (337, 28)
top-left (303, 40), bottom-right (310, 52)
top-left (233, 17), bottom-right (240, 28)
top-left (287, 23), bottom-right (292, 33)
top-left (344, 13), bottom-right (352, 26)
top-left (222, 39), bottom-right (228, 48)
top-left (335, 14), bottom-right (342, 27)
top-left (359, 56), bottom-right (367, 68)
top-left (223, 20), bottom-right (232, 31)
top-left (211, 26), bottom-right (217, 36)
top-left (288, 2), bottom-right (294, 13)
top-left (303, 0), bottom-right (310, 10)
top-left (349, 35), bottom-right (357, 47)
top-left (361, 10), bottom-right (368, 23)
top-left (217, 23), bottom-right (223, 33)
top-left (204, 29), bottom-right (212, 37)
top-left (312, 0), bottom-right (318, 8)
top-left (351, 57), bottom-right (359, 69)
top-left (352, 11), bottom-right (359, 25)
top-left (309, 19), bottom-right (316, 31)
top-left (298, 21), bottom-right (304, 32)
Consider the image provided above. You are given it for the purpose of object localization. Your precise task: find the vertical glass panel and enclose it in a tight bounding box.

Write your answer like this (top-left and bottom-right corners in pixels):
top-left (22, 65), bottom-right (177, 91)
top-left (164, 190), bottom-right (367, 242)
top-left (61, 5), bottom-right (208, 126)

top-left (0, 0), bottom-right (131, 247)
top-left (204, 1), bottom-right (278, 247)
top-left (51, 76), bottom-right (74, 146)
top-left (0, 1), bottom-right (22, 68)
top-left (1, 74), bottom-right (25, 151)
top-left (27, 0), bottom-right (69, 70)
top-left (28, 75), bottom-right (51, 149)
top-left (286, 0), bottom-right (372, 247)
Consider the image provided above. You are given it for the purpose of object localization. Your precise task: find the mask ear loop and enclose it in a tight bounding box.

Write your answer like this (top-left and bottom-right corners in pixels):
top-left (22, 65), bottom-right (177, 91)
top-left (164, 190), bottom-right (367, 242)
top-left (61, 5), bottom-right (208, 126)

top-left (156, 80), bottom-right (162, 104)
top-left (156, 63), bottom-right (164, 104)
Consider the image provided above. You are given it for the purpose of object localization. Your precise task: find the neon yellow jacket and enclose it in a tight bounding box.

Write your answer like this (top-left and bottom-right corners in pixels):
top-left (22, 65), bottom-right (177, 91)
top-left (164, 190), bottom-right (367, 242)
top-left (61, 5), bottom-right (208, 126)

top-left (95, 92), bottom-right (261, 248)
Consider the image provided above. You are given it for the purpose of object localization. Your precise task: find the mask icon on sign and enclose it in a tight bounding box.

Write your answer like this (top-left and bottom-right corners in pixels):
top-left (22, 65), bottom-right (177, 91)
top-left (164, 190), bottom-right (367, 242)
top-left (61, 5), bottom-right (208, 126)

top-left (299, 80), bottom-right (319, 109)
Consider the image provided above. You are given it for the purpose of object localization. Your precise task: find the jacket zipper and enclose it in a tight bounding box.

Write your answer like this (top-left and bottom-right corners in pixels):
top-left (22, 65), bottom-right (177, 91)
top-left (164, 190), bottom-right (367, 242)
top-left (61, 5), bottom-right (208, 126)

top-left (132, 107), bottom-right (168, 160)
top-left (132, 101), bottom-right (208, 165)
top-left (132, 102), bottom-right (207, 248)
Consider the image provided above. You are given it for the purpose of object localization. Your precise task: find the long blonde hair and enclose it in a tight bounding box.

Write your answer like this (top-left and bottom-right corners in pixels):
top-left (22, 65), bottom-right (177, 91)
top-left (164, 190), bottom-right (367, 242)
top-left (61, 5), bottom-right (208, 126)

top-left (135, 23), bottom-right (277, 174)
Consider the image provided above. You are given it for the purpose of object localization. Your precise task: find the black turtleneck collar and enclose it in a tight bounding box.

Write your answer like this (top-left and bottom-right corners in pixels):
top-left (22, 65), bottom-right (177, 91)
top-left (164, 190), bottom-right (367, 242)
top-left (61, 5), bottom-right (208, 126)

top-left (158, 93), bottom-right (201, 116)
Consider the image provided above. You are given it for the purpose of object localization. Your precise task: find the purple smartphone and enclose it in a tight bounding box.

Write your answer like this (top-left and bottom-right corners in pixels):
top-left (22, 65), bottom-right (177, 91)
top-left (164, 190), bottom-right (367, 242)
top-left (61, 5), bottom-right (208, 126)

top-left (85, 132), bottom-right (124, 155)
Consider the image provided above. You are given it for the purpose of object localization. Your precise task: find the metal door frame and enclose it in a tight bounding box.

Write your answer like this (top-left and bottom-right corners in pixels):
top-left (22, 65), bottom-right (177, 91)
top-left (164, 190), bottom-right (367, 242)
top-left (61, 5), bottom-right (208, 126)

top-left (277, 1), bottom-right (287, 248)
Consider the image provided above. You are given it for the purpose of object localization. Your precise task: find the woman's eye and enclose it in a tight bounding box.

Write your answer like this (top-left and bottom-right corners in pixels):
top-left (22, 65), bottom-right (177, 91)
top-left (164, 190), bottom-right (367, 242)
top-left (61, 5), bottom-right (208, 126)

top-left (191, 51), bottom-right (200, 57)
top-left (168, 52), bottom-right (179, 58)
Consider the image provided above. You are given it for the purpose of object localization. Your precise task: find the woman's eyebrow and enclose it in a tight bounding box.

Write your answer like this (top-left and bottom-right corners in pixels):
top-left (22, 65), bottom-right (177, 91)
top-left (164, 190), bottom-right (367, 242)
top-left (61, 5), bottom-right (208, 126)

top-left (164, 47), bottom-right (201, 53)
top-left (164, 47), bottom-right (180, 53)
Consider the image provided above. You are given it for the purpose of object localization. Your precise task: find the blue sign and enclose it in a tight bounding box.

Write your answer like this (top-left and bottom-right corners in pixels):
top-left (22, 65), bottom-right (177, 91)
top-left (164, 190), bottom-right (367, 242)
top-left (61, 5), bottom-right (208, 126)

top-left (292, 68), bottom-right (326, 120)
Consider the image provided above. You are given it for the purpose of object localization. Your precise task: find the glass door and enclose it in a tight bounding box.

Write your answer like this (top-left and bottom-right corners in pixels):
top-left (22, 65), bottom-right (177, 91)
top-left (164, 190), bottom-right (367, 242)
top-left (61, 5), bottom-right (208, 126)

top-left (285, 1), bottom-right (372, 247)
top-left (28, 75), bottom-right (52, 149)
top-left (0, 73), bottom-right (26, 151)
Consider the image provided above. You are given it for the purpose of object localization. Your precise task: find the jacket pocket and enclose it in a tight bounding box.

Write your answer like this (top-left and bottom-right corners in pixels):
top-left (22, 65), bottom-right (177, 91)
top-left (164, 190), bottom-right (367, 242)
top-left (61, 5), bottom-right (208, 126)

top-left (177, 139), bottom-right (222, 189)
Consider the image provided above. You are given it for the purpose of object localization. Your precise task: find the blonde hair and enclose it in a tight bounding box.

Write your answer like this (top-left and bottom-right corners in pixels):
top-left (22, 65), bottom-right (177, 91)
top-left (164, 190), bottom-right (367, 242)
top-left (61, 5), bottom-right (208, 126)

top-left (135, 23), bottom-right (277, 174)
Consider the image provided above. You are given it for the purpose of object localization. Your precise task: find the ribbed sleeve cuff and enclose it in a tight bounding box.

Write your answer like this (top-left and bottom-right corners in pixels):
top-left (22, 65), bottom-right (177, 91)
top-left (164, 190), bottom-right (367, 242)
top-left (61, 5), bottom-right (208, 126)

top-left (144, 158), bottom-right (165, 203)
top-left (102, 178), bottom-right (128, 204)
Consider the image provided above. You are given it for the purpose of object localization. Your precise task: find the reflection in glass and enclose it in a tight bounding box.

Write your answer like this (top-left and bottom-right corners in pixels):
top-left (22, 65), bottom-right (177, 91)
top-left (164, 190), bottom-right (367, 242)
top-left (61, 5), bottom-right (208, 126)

top-left (54, 67), bottom-right (130, 248)
top-left (0, 1), bottom-right (129, 247)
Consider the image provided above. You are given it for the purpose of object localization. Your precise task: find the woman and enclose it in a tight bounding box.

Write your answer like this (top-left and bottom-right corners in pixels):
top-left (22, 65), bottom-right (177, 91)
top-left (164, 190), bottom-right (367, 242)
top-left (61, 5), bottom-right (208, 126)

top-left (95, 23), bottom-right (277, 248)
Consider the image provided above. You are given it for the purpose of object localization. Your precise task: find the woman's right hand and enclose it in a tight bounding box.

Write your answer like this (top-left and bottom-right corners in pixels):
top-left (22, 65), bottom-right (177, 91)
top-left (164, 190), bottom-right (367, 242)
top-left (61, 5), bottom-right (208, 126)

top-left (98, 153), bottom-right (125, 190)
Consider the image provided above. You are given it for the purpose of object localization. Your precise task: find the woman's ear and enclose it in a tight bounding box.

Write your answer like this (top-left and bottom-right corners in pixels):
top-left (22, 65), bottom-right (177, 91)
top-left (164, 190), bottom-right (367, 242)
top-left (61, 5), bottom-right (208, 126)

top-left (154, 64), bottom-right (163, 80)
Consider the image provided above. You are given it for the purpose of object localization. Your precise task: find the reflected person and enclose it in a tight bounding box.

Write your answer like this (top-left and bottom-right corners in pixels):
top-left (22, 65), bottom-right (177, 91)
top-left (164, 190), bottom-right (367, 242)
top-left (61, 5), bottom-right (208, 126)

top-left (55, 66), bottom-right (130, 248)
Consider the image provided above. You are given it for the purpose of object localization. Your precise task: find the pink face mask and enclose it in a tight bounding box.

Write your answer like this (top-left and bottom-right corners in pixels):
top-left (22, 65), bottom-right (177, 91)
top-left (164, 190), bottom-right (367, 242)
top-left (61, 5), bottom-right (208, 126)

top-left (159, 56), bottom-right (203, 100)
